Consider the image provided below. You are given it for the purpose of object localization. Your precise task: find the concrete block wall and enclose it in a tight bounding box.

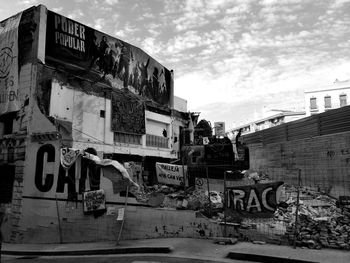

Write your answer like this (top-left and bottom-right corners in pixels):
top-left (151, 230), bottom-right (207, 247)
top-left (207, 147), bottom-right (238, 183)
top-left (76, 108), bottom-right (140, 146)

top-left (248, 131), bottom-right (350, 198)
top-left (17, 199), bottom-right (233, 243)
top-left (121, 207), bottom-right (227, 240)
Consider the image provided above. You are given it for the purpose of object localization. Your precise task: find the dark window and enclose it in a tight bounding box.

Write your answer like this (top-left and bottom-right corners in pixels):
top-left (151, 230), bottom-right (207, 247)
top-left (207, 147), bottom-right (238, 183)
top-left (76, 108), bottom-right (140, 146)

top-left (0, 165), bottom-right (15, 203)
top-left (340, 94), bottom-right (347, 107)
top-left (0, 113), bottom-right (14, 135)
top-left (310, 97), bottom-right (317, 110)
top-left (100, 110), bottom-right (105, 118)
top-left (324, 96), bottom-right (332, 109)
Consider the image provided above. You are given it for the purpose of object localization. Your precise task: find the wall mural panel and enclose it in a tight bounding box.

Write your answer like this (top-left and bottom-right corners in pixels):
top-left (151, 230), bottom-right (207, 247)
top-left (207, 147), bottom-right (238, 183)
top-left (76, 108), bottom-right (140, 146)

top-left (111, 91), bottom-right (145, 134)
top-left (45, 10), bottom-right (171, 107)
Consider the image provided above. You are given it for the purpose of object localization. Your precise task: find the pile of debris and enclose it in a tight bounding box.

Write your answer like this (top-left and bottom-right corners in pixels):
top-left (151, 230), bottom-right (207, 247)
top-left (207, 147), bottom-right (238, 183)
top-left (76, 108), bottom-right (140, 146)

top-left (133, 184), bottom-right (223, 212)
top-left (283, 206), bottom-right (350, 250)
top-left (274, 186), bottom-right (350, 250)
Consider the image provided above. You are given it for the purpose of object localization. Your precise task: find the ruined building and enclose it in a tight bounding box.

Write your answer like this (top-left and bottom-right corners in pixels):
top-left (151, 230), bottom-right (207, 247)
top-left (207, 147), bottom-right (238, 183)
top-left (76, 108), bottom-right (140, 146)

top-left (0, 5), bottom-right (193, 243)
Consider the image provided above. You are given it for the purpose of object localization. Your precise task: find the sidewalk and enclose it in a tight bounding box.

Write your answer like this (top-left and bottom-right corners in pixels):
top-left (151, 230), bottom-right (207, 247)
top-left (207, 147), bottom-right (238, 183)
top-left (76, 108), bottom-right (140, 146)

top-left (2, 238), bottom-right (350, 263)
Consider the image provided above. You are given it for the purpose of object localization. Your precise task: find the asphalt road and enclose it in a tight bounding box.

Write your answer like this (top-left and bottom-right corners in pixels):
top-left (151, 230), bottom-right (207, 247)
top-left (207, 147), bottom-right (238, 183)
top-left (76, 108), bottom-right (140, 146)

top-left (2, 255), bottom-right (254, 263)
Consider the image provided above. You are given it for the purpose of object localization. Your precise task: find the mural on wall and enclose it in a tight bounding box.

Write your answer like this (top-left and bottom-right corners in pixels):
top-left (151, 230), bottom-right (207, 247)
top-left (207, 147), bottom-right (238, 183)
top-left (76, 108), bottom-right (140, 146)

top-left (45, 10), bottom-right (171, 107)
top-left (111, 91), bottom-right (145, 134)
top-left (226, 181), bottom-right (283, 218)
top-left (0, 12), bottom-right (22, 115)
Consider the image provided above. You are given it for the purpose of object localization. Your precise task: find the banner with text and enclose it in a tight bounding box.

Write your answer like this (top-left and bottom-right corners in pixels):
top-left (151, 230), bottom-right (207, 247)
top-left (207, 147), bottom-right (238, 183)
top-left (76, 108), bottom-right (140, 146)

top-left (156, 162), bottom-right (187, 186)
top-left (45, 10), bottom-right (171, 106)
top-left (0, 12), bottom-right (22, 115)
top-left (226, 181), bottom-right (283, 218)
top-left (83, 189), bottom-right (106, 213)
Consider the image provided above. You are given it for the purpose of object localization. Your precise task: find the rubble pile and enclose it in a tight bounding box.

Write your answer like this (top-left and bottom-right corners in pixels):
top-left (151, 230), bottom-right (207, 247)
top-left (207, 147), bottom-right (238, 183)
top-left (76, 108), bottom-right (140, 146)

top-left (275, 186), bottom-right (350, 250)
top-left (134, 172), bottom-right (350, 251)
top-left (284, 207), bottom-right (350, 249)
top-left (133, 184), bottom-right (218, 212)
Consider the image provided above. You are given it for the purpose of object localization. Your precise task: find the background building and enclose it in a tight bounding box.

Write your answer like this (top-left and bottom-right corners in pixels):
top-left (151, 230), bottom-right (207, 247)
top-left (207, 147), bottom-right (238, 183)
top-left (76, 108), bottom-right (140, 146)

top-left (304, 79), bottom-right (350, 116)
top-left (226, 109), bottom-right (305, 137)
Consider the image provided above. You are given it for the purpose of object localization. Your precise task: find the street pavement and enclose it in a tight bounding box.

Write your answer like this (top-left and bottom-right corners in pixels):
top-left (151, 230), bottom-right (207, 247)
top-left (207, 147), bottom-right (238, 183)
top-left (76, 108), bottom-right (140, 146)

top-left (1, 238), bottom-right (350, 263)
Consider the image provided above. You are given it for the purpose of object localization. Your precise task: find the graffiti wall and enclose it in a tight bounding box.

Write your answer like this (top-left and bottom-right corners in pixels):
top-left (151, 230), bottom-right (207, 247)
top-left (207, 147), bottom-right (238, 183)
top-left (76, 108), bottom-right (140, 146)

top-left (0, 12), bottom-right (22, 115)
top-left (45, 11), bottom-right (171, 107)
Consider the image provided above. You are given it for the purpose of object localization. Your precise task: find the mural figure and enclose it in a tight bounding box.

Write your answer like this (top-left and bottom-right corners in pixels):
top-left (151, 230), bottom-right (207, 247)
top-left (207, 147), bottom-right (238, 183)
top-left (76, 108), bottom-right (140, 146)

top-left (89, 35), bottom-right (109, 71)
top-left (115, 40), bottom-right (134, 88)
top-left (137, 58), bottom-right (150, 96)
top-left (46, 11), bottom-right (171, 106)
top-left (101, 48), bottom-right (116, 79)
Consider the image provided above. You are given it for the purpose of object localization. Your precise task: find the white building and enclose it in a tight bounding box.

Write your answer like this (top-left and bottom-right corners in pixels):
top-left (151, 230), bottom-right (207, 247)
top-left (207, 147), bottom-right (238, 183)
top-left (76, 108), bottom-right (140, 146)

top-left (304, 79), bottom-right (350, 116)
top-left (226, 109), bottom-right (305, 137)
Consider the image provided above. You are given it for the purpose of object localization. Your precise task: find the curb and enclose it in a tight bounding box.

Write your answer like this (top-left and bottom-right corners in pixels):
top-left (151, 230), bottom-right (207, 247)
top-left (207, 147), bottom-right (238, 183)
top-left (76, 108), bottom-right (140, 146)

top-left (227, 252), bottom-right (319, 263)
top-left (1, 246), bottom-right (172, 256)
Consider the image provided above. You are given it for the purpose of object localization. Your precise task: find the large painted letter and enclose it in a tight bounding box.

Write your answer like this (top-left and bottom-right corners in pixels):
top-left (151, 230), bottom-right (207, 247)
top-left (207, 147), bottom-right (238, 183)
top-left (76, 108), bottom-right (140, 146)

top-left (35, 144), bottom-right (55, 192)
top-left (262, 187), bottom-right (274, 211)
top-left (246, 189), bottom-right (261, 212)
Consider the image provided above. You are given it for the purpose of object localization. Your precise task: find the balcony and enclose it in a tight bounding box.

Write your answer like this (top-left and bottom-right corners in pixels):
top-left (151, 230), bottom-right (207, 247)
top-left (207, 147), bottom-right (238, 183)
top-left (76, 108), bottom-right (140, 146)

top-left (114, 132), bottom-right (142, 145)
top-left (146, 134), bottom-right (169, 148)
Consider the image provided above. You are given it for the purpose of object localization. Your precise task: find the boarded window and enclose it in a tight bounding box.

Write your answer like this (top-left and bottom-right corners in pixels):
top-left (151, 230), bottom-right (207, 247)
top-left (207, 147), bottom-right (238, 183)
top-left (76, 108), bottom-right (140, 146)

top-left (310, 97), bottom-right (317, 110)
top-left (324, 96), bottom-right (332, 109)
top-left (340, 94), bottom-right (347, 107)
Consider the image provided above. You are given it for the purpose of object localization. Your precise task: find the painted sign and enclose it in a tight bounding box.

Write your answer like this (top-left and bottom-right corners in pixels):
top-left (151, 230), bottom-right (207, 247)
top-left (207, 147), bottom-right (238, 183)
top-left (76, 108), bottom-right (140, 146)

top-left (83, 189), bottom-right (106, 213)
top-left (226, 181), bottom-right (283, 217)
top-left (45, 10), bottom-right (171, 107)
top-left (156, 162), bottom-right (187, 186)
top-left (35, 144), bottom-right (138, 195)
top-left (0, 12), bottom-right (22, 115)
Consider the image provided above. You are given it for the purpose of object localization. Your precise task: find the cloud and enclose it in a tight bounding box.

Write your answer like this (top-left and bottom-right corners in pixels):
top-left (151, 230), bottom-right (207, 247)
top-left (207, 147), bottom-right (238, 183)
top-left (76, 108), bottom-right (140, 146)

top-left (52, 6), bottom-right (63, 13)
top-left (141, 37), bottom-right (163, 57)
top-left (114, 22), bottom-right (138, 39)
top-left (104, 0), bottom-right (118, 5)
top-left (93, 18), bottom-right (106, 31)
top-left (19, 0), bottom-right (38, 5)
top-left (67, 9), bottom-right (84, 20)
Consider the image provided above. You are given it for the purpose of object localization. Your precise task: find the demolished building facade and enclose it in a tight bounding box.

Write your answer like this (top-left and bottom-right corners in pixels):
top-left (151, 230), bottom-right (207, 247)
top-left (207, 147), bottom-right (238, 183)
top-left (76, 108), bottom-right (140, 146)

top-left (0, 5), bottom-right (194, 243)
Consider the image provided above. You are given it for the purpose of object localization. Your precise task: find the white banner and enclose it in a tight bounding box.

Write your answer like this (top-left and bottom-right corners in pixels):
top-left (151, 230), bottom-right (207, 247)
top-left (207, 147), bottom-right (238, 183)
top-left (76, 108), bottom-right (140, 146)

top-left (60, 147), bottom-right (82, 169)
top-left (155, 162), bottom-right (187, 186)
top-left (0, 12), bottom-right (22, 115)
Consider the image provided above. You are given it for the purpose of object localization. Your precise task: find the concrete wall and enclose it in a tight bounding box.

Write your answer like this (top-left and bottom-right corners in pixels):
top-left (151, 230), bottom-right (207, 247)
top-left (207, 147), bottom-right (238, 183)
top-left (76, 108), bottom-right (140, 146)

top-left (248, 131), bottom-right (350, 198)
top-left (48, 80), bottom-right (178, 158)
top-left (15, 199), bottom-right (231, 243)
top-left (5, 137), bottom-right (233, 243)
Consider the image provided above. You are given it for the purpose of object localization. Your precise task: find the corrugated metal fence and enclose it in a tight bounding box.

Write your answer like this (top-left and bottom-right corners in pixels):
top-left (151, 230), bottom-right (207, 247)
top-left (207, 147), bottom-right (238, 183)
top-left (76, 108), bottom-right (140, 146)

top-left (243, 105), bottom-right (350, 145)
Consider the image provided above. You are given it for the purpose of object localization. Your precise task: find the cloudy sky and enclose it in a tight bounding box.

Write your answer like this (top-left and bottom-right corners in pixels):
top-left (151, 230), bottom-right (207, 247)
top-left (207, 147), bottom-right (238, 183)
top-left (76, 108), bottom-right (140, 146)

top-left (1, 0), bottom-right (350, 130)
